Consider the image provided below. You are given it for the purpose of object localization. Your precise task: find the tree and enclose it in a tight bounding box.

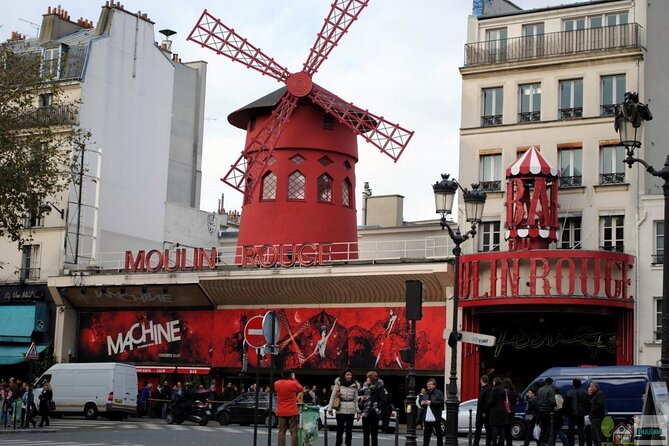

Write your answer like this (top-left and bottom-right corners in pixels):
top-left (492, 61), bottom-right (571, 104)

top-left (0, 43), bottom-right (90, 248)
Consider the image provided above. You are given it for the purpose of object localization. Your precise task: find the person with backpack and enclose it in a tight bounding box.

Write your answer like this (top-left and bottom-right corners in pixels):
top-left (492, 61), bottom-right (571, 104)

top-left (420, 378), bottom-right (444, 446)
top-left (488, 377), bottom-right (510, 446)
top-left (564, 379), bottom-right (589, 446)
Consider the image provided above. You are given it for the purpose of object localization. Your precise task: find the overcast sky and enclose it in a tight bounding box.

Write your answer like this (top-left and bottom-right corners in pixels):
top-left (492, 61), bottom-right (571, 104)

top-left (1, 0), bottom-right (566, 224)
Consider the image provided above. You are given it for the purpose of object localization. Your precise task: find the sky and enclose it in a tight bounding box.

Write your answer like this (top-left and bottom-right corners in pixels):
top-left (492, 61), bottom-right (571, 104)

top-left (1, 0), bottom-right (567, 224)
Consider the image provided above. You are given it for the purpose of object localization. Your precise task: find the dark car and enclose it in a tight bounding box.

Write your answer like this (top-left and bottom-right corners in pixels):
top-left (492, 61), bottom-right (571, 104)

top-left (216, 392), bottom-right (278, 427)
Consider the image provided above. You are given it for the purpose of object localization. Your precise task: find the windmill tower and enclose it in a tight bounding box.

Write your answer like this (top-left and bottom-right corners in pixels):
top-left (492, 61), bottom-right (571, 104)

top-left (188, 1), bottom-right (413, 264)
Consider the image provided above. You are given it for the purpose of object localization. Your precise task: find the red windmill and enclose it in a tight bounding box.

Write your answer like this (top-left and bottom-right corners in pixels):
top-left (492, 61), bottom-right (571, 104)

top-left (188, 1), bottom-right (413, 265)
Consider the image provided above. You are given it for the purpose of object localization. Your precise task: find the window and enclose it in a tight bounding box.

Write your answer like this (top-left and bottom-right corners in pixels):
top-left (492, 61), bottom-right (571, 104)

top-left (563, 18), bottom-right (586, 52)
top-left (601, 74), bottom-right (625, 116)
top-left (342, 178), bottom-right (352, 207)
top-left (479, 154), bottom-right (502, 192)
top-left (39, 93), bottom-right (53, 108)
top-left (485, 28), bottom-right (507, 62)
top-left (563, 18), bottom-right (586, 32)
top-left (654, 221), bottom-right (665, 264)
top-left (481, 87), bottom-right (503, 126)
top-left (287, 171), bottom-right (306, 200)
top-left (323, 115), bottom-right (334, 130)
top-left (260, 171), bottom-right (277, 200)
top-left (21, 245), bottom-right (40, 280)
top-left (478, 221), bottom-right (501, 252)
top-left (317, 174), bottom-right (332, 203)
top-left (290, 155), bottom-right (305, 165)
top-left (519, 83), bottom-right (541, 122)
top-left (522, 23), bottom-right (545, 58)
top-left (25, 212), bottom-right (43, 228)
top-left (41, 46), bottom-right (61, 79)
top-left (600, 145), bottom-right (625, 184)
top-left (558, 217), bottom-right (582, 249)
top-left (600, 215), bottom-right (624, 252)
top-left (558, 147), bottom-right (582, 187)
top-left (559, 79), bottom-right (583, 119)
top-left (656, 298), bottom-right (663, 342)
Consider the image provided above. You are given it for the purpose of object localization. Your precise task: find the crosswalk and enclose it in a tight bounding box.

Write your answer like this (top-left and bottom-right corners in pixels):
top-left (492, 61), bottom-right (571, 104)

top-left (6, 418), bottom-right (264, 433)
top-left (0, 440), bottom-right (145, 446)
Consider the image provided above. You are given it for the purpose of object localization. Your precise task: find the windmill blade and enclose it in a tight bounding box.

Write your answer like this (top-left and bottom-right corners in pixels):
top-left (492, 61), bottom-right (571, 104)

top-left (303, 0), bottom-right (370, 76)
top-left (188, 9), bottom-right (290, 83)
top-left (221, 93), bottom-right (299, 199)
top-left (310, 87), bottom-right (414, 162)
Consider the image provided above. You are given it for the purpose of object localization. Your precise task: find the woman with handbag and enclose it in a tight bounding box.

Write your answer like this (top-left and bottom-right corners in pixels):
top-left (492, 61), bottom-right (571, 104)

top-left (38, 381), bottom-right (53, 427)
top-left (327, 369), bottom-right (360, 446)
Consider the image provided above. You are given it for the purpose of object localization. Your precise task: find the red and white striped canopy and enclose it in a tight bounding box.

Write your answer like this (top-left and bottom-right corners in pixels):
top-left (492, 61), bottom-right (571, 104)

top-left (506, 146), bottom-right (558, 178)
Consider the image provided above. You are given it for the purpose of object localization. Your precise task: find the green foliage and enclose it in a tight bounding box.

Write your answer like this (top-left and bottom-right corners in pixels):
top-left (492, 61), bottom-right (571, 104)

top-left (0, 44), bottom-right (90, 248)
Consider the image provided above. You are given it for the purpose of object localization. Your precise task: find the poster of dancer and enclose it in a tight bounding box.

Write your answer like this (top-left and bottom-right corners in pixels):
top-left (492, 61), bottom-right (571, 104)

top-left (212, 306), bottom-right (445, 371)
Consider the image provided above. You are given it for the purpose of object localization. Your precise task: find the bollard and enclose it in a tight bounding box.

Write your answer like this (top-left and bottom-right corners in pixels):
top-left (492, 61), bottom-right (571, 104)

top-left (549, 411), bottom-right (555, 446)
top-left (468, 408), bottom-right (473, 446)
top-left (323, 410), bottom-right (328, 446)
top-left (394, 415), bottom-right (399, 446)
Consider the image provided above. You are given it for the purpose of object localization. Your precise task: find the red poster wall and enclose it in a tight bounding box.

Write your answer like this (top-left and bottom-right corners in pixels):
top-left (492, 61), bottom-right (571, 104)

top-left (212, 306), bottom-right (445, 371)
top-left (78, 310), bottom-right (213, 364)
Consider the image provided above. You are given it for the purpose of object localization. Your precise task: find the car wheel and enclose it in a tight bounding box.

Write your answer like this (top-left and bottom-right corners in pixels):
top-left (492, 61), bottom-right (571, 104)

top-left (265, 412), bottom-right (278, 428)
top-left (218, 411), bottom-right (231, 426)
top-left (84, 403), bottom-right (98, 420)
top-left (440, 419), bottom-right (447, 435)
top-left (199, 417), bottom-right (208, 426)
top-left (511, 419), bottom-right (526, 440)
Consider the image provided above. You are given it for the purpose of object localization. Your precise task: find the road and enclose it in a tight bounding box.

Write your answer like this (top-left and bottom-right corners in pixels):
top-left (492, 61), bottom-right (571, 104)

top-left (0, 416), bottom-right (416, 446)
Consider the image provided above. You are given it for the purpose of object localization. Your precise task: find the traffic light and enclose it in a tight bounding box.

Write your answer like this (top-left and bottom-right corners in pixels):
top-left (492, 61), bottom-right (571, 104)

top-left (448, 331), bottom-right (462, 348)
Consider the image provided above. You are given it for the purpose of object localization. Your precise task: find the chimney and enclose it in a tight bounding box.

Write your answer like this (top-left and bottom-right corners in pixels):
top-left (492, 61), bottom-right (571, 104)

top-left (9, 31), bottom-right (27, 41)
top-left (39, 5), bottom-right (85, 43)
top-left (159, 29), bottom-right (177, 53)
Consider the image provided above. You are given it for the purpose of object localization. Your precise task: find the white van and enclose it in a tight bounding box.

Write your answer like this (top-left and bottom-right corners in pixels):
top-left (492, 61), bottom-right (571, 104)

top-left (35, 362), bottom-right (137, 419)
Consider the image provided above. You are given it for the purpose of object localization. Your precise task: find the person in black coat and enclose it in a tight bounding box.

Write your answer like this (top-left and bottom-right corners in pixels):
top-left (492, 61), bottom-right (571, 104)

top-left (487, 377), bottom-right (509, 446)
top-left (522, 389), bottom-right (540, 446)
top-left (37, 381), bottom-right (53, 427)
top-left (474, 375), bottom-right (492, 446)
top-left (502, 378), bottom-right (517, 446)
top-left (587, 382), bottom-right (606, 446)
top-left (565, 378), bottom-right (589, 446)
top-left (419, 378), bottom-right (444, 446)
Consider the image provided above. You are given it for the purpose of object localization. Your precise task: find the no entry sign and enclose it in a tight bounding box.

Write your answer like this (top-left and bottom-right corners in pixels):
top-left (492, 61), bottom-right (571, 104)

top-left (244, 316), bottom-right (265, 349)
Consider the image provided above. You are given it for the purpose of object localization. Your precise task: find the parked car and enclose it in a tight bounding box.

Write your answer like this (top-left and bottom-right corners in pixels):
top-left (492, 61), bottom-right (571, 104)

top-left (215, 392), bottom-right (278, 427)
top-left (318, 405), bottom-right (397, 433)
top-left (440, 399), bottom-right (482, 436)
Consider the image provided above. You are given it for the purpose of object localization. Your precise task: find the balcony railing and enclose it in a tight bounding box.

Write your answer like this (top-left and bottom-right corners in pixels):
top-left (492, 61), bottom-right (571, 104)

top-left (559, 176), bottom-right (582, 188)
top-left (16, 105), bottom-right (79, 128)
top-left (600, 245), bottom-right (624, 253)
top-left (481, 114), bottom-right (502, 126)
top-left (600, 104), bottom-right (617, 116)
top-left (559, 107), bottom-right (583, 120)
top-left (464, 23), bottom-right (641, 67)
top-left (479, 180), bottom-right (502, 192)
top-left (652, 254), bottom-right (664, 264)
top-left (600, 172), bottom-right (626, 184)
top-left (519, 111), bottom-right (541, 123)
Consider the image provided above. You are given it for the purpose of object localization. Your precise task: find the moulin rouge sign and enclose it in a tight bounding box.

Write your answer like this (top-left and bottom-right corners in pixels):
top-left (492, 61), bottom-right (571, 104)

top-left (124, 243), bottom-right (333, 273)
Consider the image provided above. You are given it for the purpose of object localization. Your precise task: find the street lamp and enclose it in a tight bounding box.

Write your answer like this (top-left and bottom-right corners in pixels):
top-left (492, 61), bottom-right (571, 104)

top-left (432, 173), bottom-right (487, 446)
top-left (615, 92), bottom-right (669, 385)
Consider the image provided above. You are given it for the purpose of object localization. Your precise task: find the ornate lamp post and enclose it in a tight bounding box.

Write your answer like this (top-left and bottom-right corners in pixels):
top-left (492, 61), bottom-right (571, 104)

top-left (433, 174), bottom-right (486, 446)
top-left (615, 92), bottom-right (669, 384)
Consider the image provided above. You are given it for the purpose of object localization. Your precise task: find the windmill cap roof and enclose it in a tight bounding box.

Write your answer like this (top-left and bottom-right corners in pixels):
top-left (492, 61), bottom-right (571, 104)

top-left (227, 84), bottom-right (370, 130)
top-left (506, 146), bottom-right (558, 178)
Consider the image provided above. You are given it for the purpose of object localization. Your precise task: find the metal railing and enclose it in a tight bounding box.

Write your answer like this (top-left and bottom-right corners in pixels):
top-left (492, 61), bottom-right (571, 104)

top-left (559, 176), bottom-right (582, 188)
top-left (479, 180), bottom-right (502, 192)
top-left (559, 107), bottom-right (583, 120)
top-left (599, 172), bottom-right (626, 184)
top-left (481, 114), bottom-right (502, 126)
top-left (518, 111), bottom-right (541, 123)
top-left (464, 23), bottom-right (641, 67)
top-left (16, 105), bottom-right (79, 128)
top-left (652, 253), bottom-right (664, 264)
top-left (600, 245), bottom-right (624, 253)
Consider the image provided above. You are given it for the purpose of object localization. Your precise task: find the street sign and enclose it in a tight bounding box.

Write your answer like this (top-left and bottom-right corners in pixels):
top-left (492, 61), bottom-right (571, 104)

top-left (443, 330), bottom-right (496, 347)
top-left (25, 342), bottom-right (39, 360)
top-left (262, 311), bottom-right (281, 346)
top-left (244, 316), bottom-right (266, 349)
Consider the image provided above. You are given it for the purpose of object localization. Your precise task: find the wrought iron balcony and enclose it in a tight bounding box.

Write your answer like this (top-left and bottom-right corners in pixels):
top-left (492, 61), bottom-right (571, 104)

top-left (481, 114), bottom-right (502, 127)
top-left (600, 104), bottom-right (617, 116)
top-left (600, 244), bottom-right (624, 253)
top-left (16, 105), bottom-right (79, 128)
top-left (559, 176), bottom-right (582, 188)
top-left (652, 253), bottom-right (665, 264)
top-left (518, 111), bottom-right (540, 123)
top-left (559, 107), bottom-right (583, 120)
top-left (599, 172), bottom-right (626, 184)
top-left (479, 180), bottom-right (502, 192)
top-left (464, 23), bottom-right (641, 67)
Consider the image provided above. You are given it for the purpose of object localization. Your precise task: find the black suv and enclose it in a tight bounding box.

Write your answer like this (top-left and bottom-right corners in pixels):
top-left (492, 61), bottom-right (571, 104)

top-left (216, 392), bottom-right (278, 427)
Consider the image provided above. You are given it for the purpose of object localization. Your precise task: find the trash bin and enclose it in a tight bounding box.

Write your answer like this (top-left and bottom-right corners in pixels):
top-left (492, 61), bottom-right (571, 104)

top-left (299, 404), bottom-right (320, 446)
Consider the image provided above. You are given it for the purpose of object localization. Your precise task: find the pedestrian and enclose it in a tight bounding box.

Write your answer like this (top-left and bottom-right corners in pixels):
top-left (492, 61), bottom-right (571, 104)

top-left (522, 389), bottom-right (540, 446)
top-left (1, 383), bottom-right (13, 428)
top-left (416, 387), bottom-right (427, 429)
top-left (502, 378), bottom-right (517, 446)
top-left (327, 368), bottom-right (361, 446)
top-left (222, 382), bottom-right (236, 401)
top-left (274, 368), bottom-right (303, 446)
top-left (360, 371), bottom-right (384, 446)
top-left (381, 388), bottom-right (394, 434)
top-left (37, 381), bottom-right (53, 427)
top-left (554, 387), bottom-right (569, 446)
top-left (21, 383), bottom-right (36, 428)
top-left (302, 386), bottom-right (314, 404)
top-left (565, 378), bottom-right (589, 446)
top-left (587, 382), bottom-right (606, 446)
top-left (536, 378), bottom-right (556, 446)
top-left (488, 377), bottom-right (509, 446)
top-left (474, 375), bottom-right (492, 446)
top-left (139, 382), bottom-right (152, 417)
top-left (420, 378), bottom-right (444, 446)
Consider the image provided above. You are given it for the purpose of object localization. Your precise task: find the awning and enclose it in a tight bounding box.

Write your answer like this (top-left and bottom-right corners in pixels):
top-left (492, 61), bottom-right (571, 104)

top-left (0, 344), bottom-right (48, 365)
top-left (0, 306), bottom-right (36, 343)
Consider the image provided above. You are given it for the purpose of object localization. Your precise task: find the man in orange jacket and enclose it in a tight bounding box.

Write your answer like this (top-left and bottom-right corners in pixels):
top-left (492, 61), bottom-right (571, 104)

top-left (274, 367), bottom-right (303, 446)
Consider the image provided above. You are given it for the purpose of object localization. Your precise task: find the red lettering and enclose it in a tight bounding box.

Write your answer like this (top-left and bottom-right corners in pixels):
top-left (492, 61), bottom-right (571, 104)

top-left (242, 246), bottom-right (257, 267)
top-left (507, 179), bottom-right (527, 227)
top-left (555, 257), bottom-right (575, 296)
top-left (527, 179), bottom-right (550, 227)
top-left (125, 250), bottom-right (146, 272)
top-left (146, 249), bottom-right (163, 273)
top-left (297, 243), bottom-right (317, 266)
top-left (580, 257), bottom-right (601, 297)
top-left (257, 245), bottom-right (278, 268)
top-left (529, 257), bottom-right (551, 295)
top-left (500, 258), bottom-right (520, 297)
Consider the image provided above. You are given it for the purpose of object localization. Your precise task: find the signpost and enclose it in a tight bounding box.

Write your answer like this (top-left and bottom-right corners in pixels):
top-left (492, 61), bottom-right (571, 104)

top-left (25, 342), bottom-right (39, 360)
top-left (244, 316), bottom-right (265, 349)
top-left (443, 330), bottom-right (497, 347)
top-left (262, 311), bottom-right (280, 446)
